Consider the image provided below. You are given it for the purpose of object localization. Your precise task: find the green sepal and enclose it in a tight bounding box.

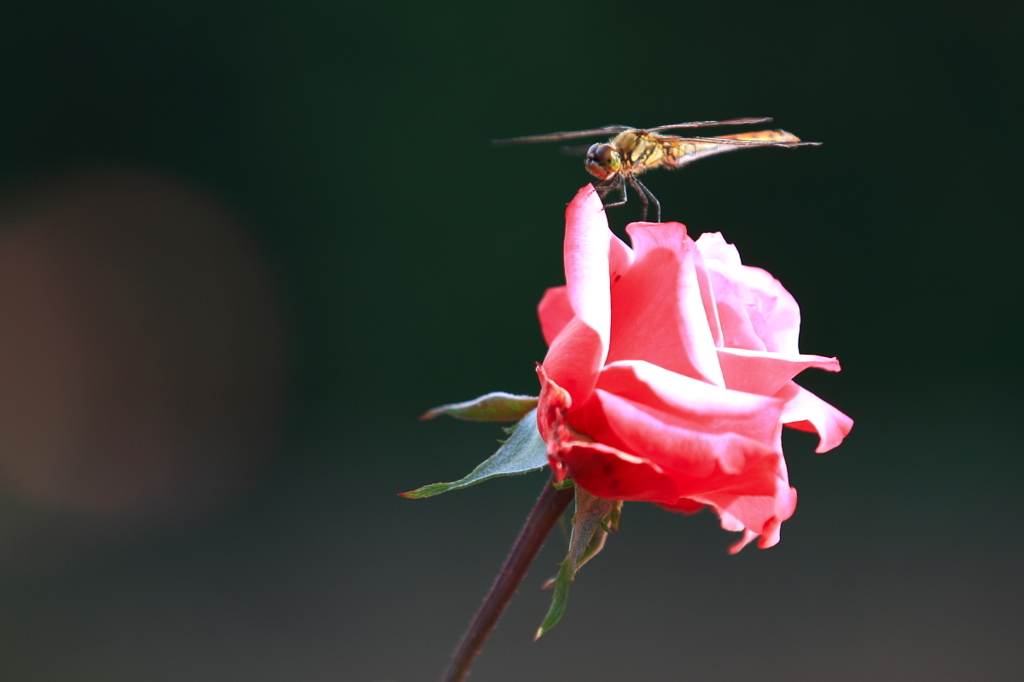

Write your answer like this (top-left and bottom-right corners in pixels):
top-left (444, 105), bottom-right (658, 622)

top-left (535, 489), bottom-right (623, 639)
top-left (419, 392), bottom-right (538, 422)
top-left (401, 409), bottom-right (548, 499)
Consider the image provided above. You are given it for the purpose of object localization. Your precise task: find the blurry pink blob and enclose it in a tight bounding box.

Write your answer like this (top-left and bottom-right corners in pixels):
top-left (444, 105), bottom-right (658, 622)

top-left (0, 167), bottom-right (286, 520)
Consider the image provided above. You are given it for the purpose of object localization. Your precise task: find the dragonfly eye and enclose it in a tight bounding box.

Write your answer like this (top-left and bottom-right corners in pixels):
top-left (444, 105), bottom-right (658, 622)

top-left (585, 143), bottom-right (622, 179)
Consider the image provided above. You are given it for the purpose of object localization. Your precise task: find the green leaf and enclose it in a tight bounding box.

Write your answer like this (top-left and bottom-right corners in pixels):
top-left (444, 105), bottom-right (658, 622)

top-left (535, 489), bottom-right (622, 639)
top-left (401, 409), bottom-right (548, 499)
top-left (419, 392), bottom-right (538, 422)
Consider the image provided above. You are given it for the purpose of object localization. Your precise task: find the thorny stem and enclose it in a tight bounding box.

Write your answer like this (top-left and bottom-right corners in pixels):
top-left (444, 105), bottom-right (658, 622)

top-left (439, 474), bottom-right (574, 682)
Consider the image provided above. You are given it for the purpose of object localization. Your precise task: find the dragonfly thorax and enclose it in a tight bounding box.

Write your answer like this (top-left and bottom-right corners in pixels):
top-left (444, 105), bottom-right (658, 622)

top-left (584, 143), bottom-right (622, 180)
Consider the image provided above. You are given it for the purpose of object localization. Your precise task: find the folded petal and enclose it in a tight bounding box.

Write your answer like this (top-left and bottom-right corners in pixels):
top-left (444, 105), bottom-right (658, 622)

top-left (607, 223), bottom-right (724, 386)
top-left (537, 286), bottom-right (573, 346)
top-left (689, 240), bottom-right (724, 347)
top-left (662, 459), bottom-right (796, 553)
top-left (542, 186), bottom-right (631, 406)
top-left (575, 389), bottom-right (783, 497)
top-left (717, 347), bottom-right (841, 396)
top-left (658, 498), bottom-right (705, 514)
top-left (776, 381), bottom-right (854, 453)
top-left (728, 529), bottom-right (760, 554)
top-left (695, 233), bottom-right (801, 355)
top-left (737, 265), bottom-right (801, 355)
top-left (592, 360), bottom-right (783, 446)
top-left (559, 440), bottom-right (678, 503)
top-left (705, 477), bottom-right (797, 552)
top-left (536, 364), bottom-right (570, 444)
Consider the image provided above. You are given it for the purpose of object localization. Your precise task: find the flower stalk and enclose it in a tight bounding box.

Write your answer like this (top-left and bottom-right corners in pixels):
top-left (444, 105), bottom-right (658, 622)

top-left (439, 474), bottom-right (574, 682)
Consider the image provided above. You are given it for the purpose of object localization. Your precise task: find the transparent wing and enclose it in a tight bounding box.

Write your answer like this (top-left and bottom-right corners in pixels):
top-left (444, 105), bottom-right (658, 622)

top-left (492, 118), bottom-right (779, 145)
top-left (559, 144), bottom-right (593, 156)
top-left (492, 125), bottom-right (634, 145)
top-left (552, 138), bottom-right (820, 157)
top-left (647, 117), bottom-right (774, 132)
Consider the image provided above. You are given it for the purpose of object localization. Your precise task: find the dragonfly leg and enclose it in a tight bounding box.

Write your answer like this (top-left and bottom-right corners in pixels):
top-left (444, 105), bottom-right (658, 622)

top-left (598, 177), bottom-right (628, 211)
top-left (627, 176), bottom-right (660, 222)
top-left (630, 178), bottom-right (648, 221)
top-left (594, 177), bottom-right (618, 197)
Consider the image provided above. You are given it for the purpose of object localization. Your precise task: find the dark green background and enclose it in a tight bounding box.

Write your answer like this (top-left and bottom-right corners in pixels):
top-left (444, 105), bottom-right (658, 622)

top-left (1, 1), bottom-right (1022, 680)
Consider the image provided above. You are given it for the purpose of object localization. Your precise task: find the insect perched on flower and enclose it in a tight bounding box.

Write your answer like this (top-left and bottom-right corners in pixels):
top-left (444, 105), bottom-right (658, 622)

top-left (493, 117), bottom-right (820, 221)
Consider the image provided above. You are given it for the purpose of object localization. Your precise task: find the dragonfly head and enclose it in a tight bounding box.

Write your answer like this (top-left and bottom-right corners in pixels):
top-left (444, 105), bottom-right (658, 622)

top-left (585, 143), bottom-right (622, 180)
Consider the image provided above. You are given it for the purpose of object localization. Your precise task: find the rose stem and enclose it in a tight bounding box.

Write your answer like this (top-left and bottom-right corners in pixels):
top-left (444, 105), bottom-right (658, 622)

top-left (439, 474), bottom-right (574, 682)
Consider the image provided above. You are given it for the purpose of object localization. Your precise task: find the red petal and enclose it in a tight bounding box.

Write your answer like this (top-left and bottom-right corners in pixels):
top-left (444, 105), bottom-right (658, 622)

top-left (536, 366), bottom-right (571, 439)
top-left (577, 389), bottom-right (783, 494)
top-left (542, 186), bottom-right (631, 407)
top-left (689, 241), bottom-right (724, 347)
top-left (776, 381), bottom-right (854, 452)
top-left (717, 347), bottom-right (841, 396)
top-left (592, 360), bottom-right (783, 446)
top-left (709, 479), bottom-right (797, 551)
top-left (695, 233), bottom-right (801, 355)
top-left (536, 364), bottom-right (574, 482)
top-left (728, 529), bottom-right (759, 554)
top-left (606, 223), bottom-right (724, 386)
top-left (537, 286), bottom-right (573, 346)
top-left (658, 498), bottom-right (706, 514)
top-left (559, 440), bottom-right (678, 503)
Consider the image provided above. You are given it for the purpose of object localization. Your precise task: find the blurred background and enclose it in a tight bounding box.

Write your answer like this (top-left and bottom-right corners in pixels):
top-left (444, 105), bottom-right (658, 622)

top-left (0, 1), bottom-right (1021, 680)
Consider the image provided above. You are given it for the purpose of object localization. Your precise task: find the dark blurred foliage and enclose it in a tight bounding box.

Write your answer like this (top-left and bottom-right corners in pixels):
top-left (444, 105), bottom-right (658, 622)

top-left (0, 1), bottom-right (1021, 680)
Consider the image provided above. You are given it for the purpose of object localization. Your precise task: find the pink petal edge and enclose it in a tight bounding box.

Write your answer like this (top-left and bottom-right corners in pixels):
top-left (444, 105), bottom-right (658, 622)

top-left (777, 382), bottom-right (854, 453)
top-left (537, 286), bottom-right (572, 346)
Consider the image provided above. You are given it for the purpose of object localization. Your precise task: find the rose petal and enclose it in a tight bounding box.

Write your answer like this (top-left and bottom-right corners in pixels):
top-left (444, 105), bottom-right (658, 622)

top-left (776, 381), bottom-right (854, 453)
top-left (706, 478), bottom-right (797, 552)
top-left (693, 232), bottom-right (742, 269)
top-left (690, 241), bottom-right (724, 347)
top-left (537, 286), bottom-right (573, 346)
top-left (606, 223), bottom-right (635, 277)
top-left (542, 186), bottom-right (632, 407)
top-left (757, 515), bottom-right (786, 550)
top-left (658, 498), bottom-right (706, 514)
top-left (738, 265), bottom-right (801, 355)
top-left (717, 347), bottom-right (841, 396)
top-left (696, 233), bottom-right (801, 355)
top-left (685, 446), bottom-right (793, 518)
top-left (536, 364), bottom-right (572, 445)
top-left (576, 389), bottom-right (783, 493)
top-left (538, 364), bottom-right (676, 498)
top-left (559, 440), bottom-right (679, 503)
top-left (728, 529), bottom-right (760, 554)
top-left (606, 223), bottom-right (724, 386)
top-left (592, 360), bottom-right (783, 446)
top-left (694, 234), bottom-right (765, 350)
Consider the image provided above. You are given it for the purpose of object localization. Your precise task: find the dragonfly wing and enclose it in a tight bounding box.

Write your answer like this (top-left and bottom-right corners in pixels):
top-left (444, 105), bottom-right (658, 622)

top-left (647, 117), bottom-right (773, 132)
top-left (491, 125), bottom-right (634, 145)
top-left (559, 144), bottom-right (593, 156)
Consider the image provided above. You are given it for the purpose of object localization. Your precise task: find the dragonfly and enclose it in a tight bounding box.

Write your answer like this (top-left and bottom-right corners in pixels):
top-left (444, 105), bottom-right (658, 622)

top-left (493, 117), bottom-right (820, 222)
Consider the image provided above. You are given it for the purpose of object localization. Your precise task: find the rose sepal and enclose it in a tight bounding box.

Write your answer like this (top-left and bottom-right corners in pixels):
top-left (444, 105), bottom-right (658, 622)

top-left (401, 408), bottom-right (548, 499)
top-left (535, 487), bottom-right (623, 639)
top-left (419, 391), bottom-right (539, 422)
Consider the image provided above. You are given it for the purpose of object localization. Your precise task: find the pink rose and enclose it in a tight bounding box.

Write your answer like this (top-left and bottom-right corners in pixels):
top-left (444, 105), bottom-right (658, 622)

top-left (536, 186), bottom-right (853, 552)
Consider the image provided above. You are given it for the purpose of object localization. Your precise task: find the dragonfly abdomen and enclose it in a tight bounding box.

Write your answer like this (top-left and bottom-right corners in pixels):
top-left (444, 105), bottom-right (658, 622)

top-left (662, 129), bottom-right (803, 170)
